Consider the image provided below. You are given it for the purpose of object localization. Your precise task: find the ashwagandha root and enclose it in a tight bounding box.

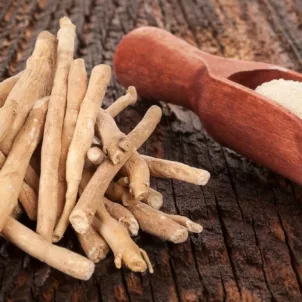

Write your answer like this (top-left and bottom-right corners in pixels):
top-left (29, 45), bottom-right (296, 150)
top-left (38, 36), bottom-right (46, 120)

top-left (142, 187), bottom-right (163, 209)
top-left (76, 167), bottom-right (110, 261)
top-left (0, 72), bottom-right (22, 108)
top-left (105, 86), bottom-right (137, 118)
top-left (24, 165), bottom-right (40, 194)
top-left (0, 32), bottom-right (56, 151)
top-left (106, 179), bottom-right (138, 207)
top-left (121, 152), bottom-right (150, 200)
top-left (0, 97), bottom-right (49, 231)
top-left (81, 168), bottom-right (139, 237)
top-left (18, 182), bottom-right (38, 221)
top-left (94, 87), bottom-right (137, 164)
top-left (87, 146), bottom-right (106, 166)
top-left (2, 217), bottom-right (95, 280)
top-left (95, 108), bottom-right (132, 164)
top-left (38, 17), bottom-right (76, 242)
top-left (0, 146), bottom-right (38, 220)
top-left (107, 180), bottom-right (202, 242)
top-left (108, 178), bottom-right (163, 210)
top-left (93, 200), bottom-right (153, 273)
top-left (77, 225), bottom-right (109, 263)
top-left (141, 155), bottom-right (210, 186)
top-left (163, 213), bottom-right (203, 233)
top-left (70, 106), bottom-right (162, 234)
top-left (104, 198), bottom-right (139, 237)
top-left (57, 58), bottom-right (87, 220)
top-left (127, 202), bottom-right (197, 243)
top-left (53, 64), bottom-right (111, 242)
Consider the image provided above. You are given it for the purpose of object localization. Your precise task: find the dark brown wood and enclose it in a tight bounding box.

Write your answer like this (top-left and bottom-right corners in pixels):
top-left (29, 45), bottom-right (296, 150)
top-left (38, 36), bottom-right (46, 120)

top-left (114, 26), bottom-right (302, 186)
top-left (1, 0), bottom-right (302, 301)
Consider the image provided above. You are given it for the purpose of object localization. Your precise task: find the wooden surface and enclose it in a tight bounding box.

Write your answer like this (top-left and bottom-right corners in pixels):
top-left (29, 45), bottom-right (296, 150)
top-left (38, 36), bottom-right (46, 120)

top-left (0, 0), bottom-right (302, 301)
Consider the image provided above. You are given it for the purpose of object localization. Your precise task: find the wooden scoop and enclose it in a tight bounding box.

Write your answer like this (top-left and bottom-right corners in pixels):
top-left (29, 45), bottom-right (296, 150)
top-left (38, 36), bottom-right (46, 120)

top-left (114, 26), bottom-right (302, 185)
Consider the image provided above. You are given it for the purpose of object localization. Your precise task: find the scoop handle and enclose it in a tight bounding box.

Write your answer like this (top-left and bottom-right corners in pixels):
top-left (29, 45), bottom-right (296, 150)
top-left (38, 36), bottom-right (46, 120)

top-left (114, 26), bottom-right (208, 112)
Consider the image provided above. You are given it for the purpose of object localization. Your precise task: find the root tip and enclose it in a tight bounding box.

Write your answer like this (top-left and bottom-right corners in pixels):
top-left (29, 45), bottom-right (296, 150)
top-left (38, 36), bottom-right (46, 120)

top-left (170, 228), bottom-right (188, 243)
top-left (69, 211), bottom-right (90, 234)
top-left (187, 221), bottom-right (203, 233)
top-left (198, 171), bottom-right (210, 186)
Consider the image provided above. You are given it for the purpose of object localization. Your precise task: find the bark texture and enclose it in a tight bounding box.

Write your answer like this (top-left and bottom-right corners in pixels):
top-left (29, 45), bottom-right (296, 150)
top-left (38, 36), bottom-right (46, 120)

top-left (0, 0), bottom-right (302, 301)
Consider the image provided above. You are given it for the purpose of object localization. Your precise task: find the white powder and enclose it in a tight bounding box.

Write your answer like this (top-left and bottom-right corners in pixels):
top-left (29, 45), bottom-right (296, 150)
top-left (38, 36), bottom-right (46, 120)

top-left (255, 79), bottom-right (302, 119)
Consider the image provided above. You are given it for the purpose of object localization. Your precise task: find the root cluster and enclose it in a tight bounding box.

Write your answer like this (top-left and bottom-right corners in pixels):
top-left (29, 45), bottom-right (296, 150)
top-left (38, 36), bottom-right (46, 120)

top-left (0, 17), bottom-right (210, 280)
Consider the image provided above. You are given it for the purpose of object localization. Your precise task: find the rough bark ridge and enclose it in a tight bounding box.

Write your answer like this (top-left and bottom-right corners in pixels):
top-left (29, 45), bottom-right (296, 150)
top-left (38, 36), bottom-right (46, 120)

top-left (1, 0), bottom-right (302, 301)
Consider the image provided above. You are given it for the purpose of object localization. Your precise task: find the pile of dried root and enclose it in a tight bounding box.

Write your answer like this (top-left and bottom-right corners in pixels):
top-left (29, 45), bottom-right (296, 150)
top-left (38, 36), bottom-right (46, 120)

top-left (0, 17), bottom-right (210, 280)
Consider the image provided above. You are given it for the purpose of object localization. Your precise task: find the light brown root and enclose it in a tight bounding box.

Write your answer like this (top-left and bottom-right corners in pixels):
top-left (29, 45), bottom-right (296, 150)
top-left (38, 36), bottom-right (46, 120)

top-left (24, 165), bottom-right (40, 194)
top-left (141, 187), bottom-right (163, 210)
top-left (57, 58), bottom-right (87, 218)
top-left (122, 152), bottom-right (150, 200)
top-left (38, 17), bottom-right (76, 242)
top-left (127, 202), bottom-right (188, 243)
top-left (77, 225), bottom-right (109, 263)
top-left (0, 150), bottom-right (38, 220)
top-left (3, 217), bottom-right (95, 280)
top-left (163, 214), bottom-right (203, 233)
top-left (70, 106), bottom-right (162, 233)
top-left (53, 64), bottom-right (111, 242)
top-left (19, 182), bottom-right (38, 221)
top-left (0, 72), bottom-right (22, 108)
top-left (95, 108), bottom-right (132, 164)
top-left (93, 201), bottom-right (152, 273)
top-left (80, 169), bottom-right (139, 237)
top-left (106, 179), bottom-right (139, 207)
top-left (0, 31), bottom-right (56, 150)
top-left (140, 248), bottom-right (154, 274)
top-left (141, 155), bottom-right (210, 185)
top-left (0, 97), bottom-right (49, 231)
top-left (87, 146), bottom-right (106, 166)
top-left (104, 198), bottom-right (139, 236)
top-left (105, 86), bottom-right (137, 118)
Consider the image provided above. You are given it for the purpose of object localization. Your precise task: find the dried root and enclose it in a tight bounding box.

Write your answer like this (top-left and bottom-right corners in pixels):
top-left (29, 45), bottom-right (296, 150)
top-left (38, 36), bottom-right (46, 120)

top-left (128, 202), bottom-right (189, 243)
top-left (141, 155), bottom-right (210, 185)
top-left (93, 201), bottom-right (153, 273)
top-left (0, 72), bottom-right (22, 108)
top-left (70, 106), bottom-right (162, 233)
top-left (38, 17), bottom-right (76, 241)
top-left (53, 64), bottom-right (111, 242)
top-left (107, 179), bottom-right (202, 243)
top-left (142, 187), bottom-right (163, 209)
top-left (81, 169), bottom-right (139, 237)
top-left (18, 182), bottom-right (38, 221)
top-left (109, 177), bottom-right (163, 209)
top-left (77, 225), bottom-right (109, 263)
top-left (0, 16), bottom-right (211, 279)
top-left (57, 58), bottom-right (87, 219)
top-left (87, 146), bottom-right (106, 166)
top-left (163, 213), bottom-right (203, 233)
top-left (104, 198), bottom-right (139, 237)
top-left (121, 152), bottom-right (150, 200)
top-left (106, 179), bottom-right (138, 207)
top-left (105, 86), bottom-right (137, 117)
top-left (2, 217), bottom-right (95, 280)
top-left (0, 32), bottom-right (56, 152)
top-left (0, 97), bottom-right (49, 231)
top-left (95, 108), bottom-right (132, 164)
top-left (0, 146), bottom-right (38, 220)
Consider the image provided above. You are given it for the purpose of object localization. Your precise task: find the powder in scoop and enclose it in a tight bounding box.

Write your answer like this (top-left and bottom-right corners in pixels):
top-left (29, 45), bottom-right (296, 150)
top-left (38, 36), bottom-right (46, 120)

top-left (255, 79), bottom-right (302, 119)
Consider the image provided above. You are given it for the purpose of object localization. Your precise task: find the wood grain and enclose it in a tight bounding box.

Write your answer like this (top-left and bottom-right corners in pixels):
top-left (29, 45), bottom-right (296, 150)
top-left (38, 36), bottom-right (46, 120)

top-left (0, 0), bottom-right (302, 301)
